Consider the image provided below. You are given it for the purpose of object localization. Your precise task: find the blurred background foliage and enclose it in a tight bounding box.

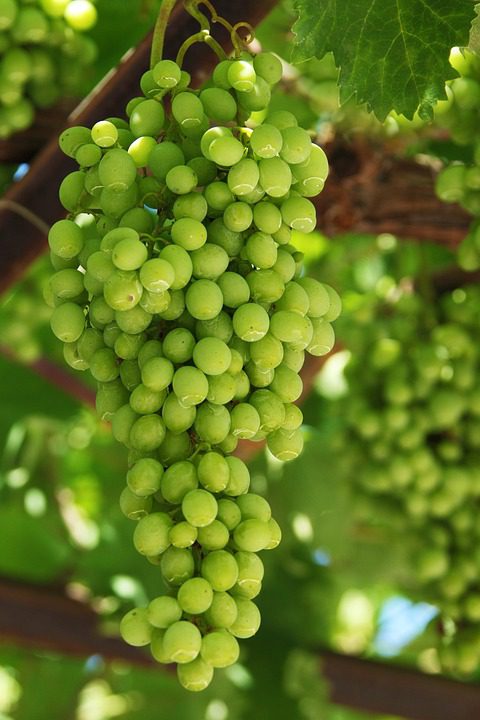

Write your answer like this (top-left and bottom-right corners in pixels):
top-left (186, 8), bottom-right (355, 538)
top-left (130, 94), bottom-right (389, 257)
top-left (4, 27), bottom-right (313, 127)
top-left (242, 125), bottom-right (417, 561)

top-left (0, 0), bottom-right (477, 718)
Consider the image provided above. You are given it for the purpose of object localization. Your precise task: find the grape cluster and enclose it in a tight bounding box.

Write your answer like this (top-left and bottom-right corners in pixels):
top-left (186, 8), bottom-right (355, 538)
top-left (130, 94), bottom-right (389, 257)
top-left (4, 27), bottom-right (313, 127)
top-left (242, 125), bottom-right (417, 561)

top-left (0, 0), bottom-right (97, 138)
top-left (47, 49), bottom-right (339, 690)
top-left (434, 48), bottom-right (480, 269)
top-left (337, 286), bottom-right (480, 673)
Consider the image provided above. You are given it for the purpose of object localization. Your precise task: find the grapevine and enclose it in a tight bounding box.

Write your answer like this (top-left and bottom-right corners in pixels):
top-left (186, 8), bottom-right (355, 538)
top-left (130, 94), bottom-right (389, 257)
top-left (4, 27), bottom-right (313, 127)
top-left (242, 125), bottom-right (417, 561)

top-left (0, 0), bottom-right (97, 139)
top-left (46, 0), bottom-right (340, 692)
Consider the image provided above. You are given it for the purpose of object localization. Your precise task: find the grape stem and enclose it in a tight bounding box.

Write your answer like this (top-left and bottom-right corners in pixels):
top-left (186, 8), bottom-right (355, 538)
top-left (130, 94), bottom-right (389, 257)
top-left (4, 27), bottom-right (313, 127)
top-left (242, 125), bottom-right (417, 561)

top-left (175, 29), bottom-right (227, 67)
top-left (150, 0), bottom-right (178, 68)
top-left (0, 200), bottom-right (49, 236)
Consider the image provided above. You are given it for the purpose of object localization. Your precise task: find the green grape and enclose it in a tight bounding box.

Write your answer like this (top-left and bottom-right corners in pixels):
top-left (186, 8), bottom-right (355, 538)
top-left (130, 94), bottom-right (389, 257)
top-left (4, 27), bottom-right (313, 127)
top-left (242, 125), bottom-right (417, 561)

top-left (64, 0), bottom-right (97, 30)
top-left (247, 268), bottom-right (285, 303)
top-left (148, 141), bottom-right (185, 181)
top-left (0, 0), bottom-right (18, 30)
top-left (148, 595), bottom-right (182, 629)
top-left (224, 201), bottom-right (253, 232)
top-left (163, 328), bottom-right (195, 363)
top-left (185, 279), bottom-right (223, 320)
top-left (209, 135), bottom-right (245, 167)
top-left (173, 192), bottom-right (208, 221)
top-left (253, 52), bottom-right (283, 85)
top-left (229, 598), bottom-right (261, 638)
top-left (172, 366), bottom-right (209, 407)
top-left (281, 196), bottom-right (316, 233)
top-left (120, 608), bottom-right (152, 647)
top-left (237, 76), bottom-right (272, 112)
top-left (169, 521), bottom-right (197, 548)
top-left (204, 181), bottom-right (234, 212)
top-left (98, 148), bottom-right (138, 192)
top-left (201, 550), bottom-right (239, 591)
top-left (91, 120), bottom-right (118, 147)
top-left (227, 60), bottom-right (256, 92)
top-left (245, 231), bottom-right (278, 268)
top-left (162, 392), bottom-right (196, 433)
top-left (133, 511), bottom-right (172, 556)
top-left (119, 486), bottom-right (152, 520)
top-left (265, 517), bottom-right (282, 549)
top-left (194, 402), bottom-right (231, 444)
top-left (170, 217), bottom-right (206, 251)
top-left (159, 245), bottom-right (193, 289)
top-left (161, 461), bottom-right (198, 504)
top-left (160, 547), bottom-right (195, 585)
top-left (50, 268), bottom-right (85, 299)
top-left (119, 208), bottom-right (155, 234)
top-left (233, 518), bottom-right (271, 552)
top-left (50, 302), bottom-right (85, 342)
top-left (224, 456), bottom-right (250, 496)
top-left (280, 126), bottom-right (312, 164)
top-left (200, 630), bottom-right (239, 668)
top-left (162, 620), bottom-right (201, 663)
top-left (217, 498), bottom-right (242, 530)
top-left (207, 372), bottom-right (237, 405)
top-left (166, 165), bottom-right (198, 195)
top-left (192, 337), bottom-right (231, 375)
top-left (139, 258), bottom-right (175, 292)
top-left (258, 157), bottom-right (292, 197)
top-left (217, 272), bottom-right (250, 308)
top-left (177, 577), bottom-right (213, 614)
top-left (172, 91), bottom-right (204, 128)
top-left (265, 109), bottom-right (298, 130)
top-left (270, 364), bottom-right (303, 402)
top-left (187, 156), bottom-right (217, 186)
top-left (322, 284), bottom-right (342, 321)
top-left (152, 58), bottom-right (181, 88)
top-left (249, 389), bottom-right (285, 433)
top-left (228, 158), bottom-right (260, 196)
top-left (197, 452), bottom-right (230, 493)
top-left (230, 403), bottom-right (261, 439)
top-left (177, 657), bottom-right (214, 692)
top-left (129, 99), bottom-right (165, 137)
top-left (249, 332), bottom-right (283, 369)
top-left (204, 591), bottom-right (238, 628)
top-left (200, 87), bottom-right (237, 122)
top-left (129, 413), bottom-right (166, 451)
top-left (182, 488), bottom-right (218, 527)
top-left (233, 303), bottom-right (270, 341)
top-left (237, 494), bottom-right (271, 522)
top-left (112, 237), bottom-right (148, 271)
top-left (103, 271), bottom-right (143, 312)
top-left (48, 219), bottom-right (84, 259)
top-left (234, 551), bottom-right (264, 598)
top-left (130, 383), bottom-right (165, 414)
top-left (141, 356), bottom-right (174, 392)
top-left (197, 520), bottom-right (230, 550)
top-left (191, 243), bottom-right (229, 280)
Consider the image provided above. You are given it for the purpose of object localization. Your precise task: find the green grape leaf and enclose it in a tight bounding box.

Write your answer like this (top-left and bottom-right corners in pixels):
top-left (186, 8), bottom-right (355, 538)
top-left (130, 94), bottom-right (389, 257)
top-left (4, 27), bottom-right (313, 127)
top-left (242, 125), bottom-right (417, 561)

top-left (469, 3), bottom-right (480, 54)
top-left (292, 0), bottom-right (477, 120)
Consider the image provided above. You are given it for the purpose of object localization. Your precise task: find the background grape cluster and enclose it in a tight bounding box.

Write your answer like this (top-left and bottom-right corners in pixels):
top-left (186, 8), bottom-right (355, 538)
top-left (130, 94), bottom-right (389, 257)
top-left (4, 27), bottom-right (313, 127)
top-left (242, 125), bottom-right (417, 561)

top-left (335, 284), bottom-right (480, 673)
top-left (0, 0), bottom-right (97, 138)
top-left (46, 47), bottom-right (340, 690)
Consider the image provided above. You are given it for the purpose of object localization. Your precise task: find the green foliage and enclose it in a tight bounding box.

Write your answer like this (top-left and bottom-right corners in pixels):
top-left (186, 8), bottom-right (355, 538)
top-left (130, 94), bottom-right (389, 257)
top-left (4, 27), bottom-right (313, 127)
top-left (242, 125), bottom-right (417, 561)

top-left (292, 0), bottom-right (476, 120)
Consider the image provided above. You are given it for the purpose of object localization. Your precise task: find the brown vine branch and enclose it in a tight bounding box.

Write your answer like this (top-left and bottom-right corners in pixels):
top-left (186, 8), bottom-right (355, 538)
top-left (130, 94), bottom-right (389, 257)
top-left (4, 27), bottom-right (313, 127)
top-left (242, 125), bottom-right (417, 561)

top-left (313, 138), bottom-right (471, 250)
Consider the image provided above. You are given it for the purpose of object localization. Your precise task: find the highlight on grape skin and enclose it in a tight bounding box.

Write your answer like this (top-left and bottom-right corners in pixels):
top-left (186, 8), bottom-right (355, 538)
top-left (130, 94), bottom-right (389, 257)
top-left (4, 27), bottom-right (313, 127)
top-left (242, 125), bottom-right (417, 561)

top-left (47, 16), bottom-right (340, 693)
